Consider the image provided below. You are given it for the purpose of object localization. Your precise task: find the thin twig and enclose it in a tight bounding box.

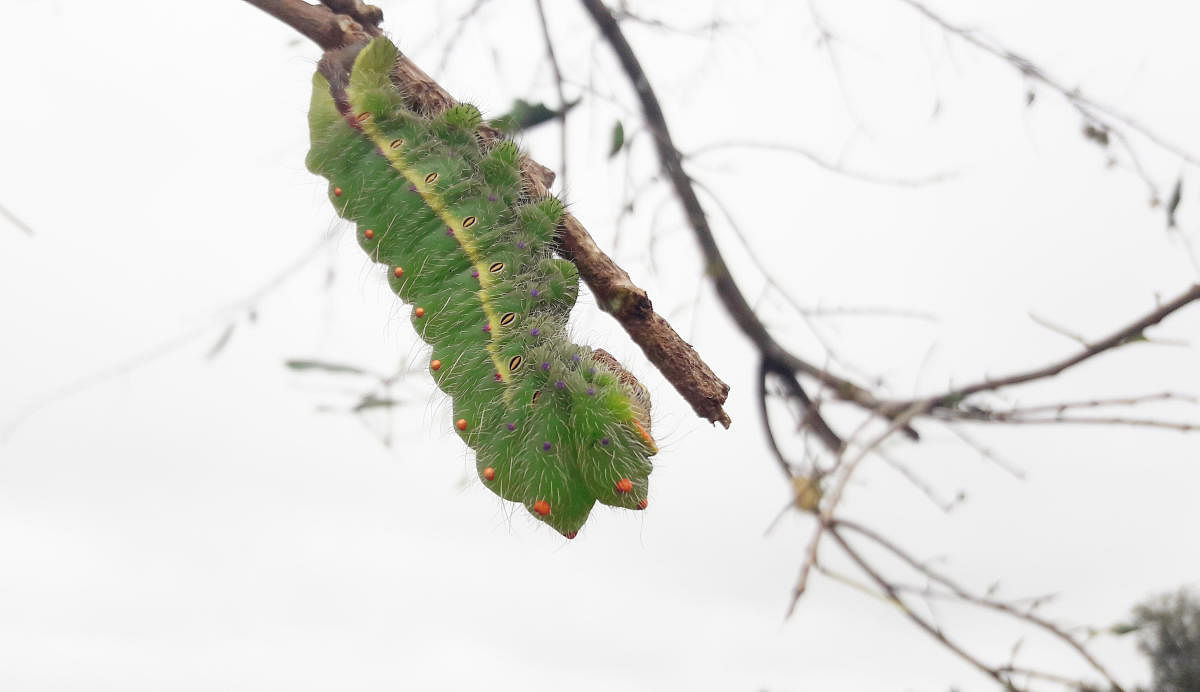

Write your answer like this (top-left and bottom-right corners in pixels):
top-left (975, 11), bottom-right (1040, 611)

top-left (787, 400), bottom-right (930, 615)
top-left (898, 0), bottom-right (1200, 208)
top-left (0, 202), bottom-right (35, 236)
top-left (688, 140), bottom-right (955, 188)
top-left (4, 231), bottom-right (338, 440)
top-left (533, 0), bottom-right (570, 193)
top-left (883, 283), bottom-right (1200, 413)
top-left (942, 412), bottom-right (1200, 433)
top-left (836, 518), bottom-right (1125, 690)
top-left (1004, 391), bottom-right (1200, 415)
top-left (828, 526), bottom-right (1015, 687)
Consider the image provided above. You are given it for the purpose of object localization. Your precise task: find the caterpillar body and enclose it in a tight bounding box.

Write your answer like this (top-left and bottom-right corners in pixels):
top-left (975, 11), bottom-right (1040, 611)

top-left (306, 37), bottom-right (657, 537)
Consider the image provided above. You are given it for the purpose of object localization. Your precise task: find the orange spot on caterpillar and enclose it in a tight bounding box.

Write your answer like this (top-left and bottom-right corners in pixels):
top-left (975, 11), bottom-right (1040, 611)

top-left (364, 229), bottom-right (375, 239)
top-left (456, 418), bottom-right (468, 431)
top-left (532, 390), bottom-right (542, 404)
top-left (637, 498), bottom-right (649, 510)
top-left (356, 112), bottom-right (371, 122)
top-left (563, 530), bottom-right (578, 539)
top-left (463, 216), bottom-right (477, 228)
top-left (414, 307), bottom-right (425, 317)
top-left (483, 467), bottom-right (496, 481)
top-left (500, 312), bottom-right (516, 326)
top-left (424, 172), bottom-right (439, 185)
top-left (389, 138), bottom-right (405, 149)
top-left (431, 359), bottom-right (442, 371)
top-left (633, 420), bottom-right (657, 452)
top-left (393, 267), bottom-right (404, 278)
top-left (533, 500), bottom-right (551, 516)
top-left (508, 355), bottom-right (523, 372)
top-left (488, 262), bottom-right (504, 274)
top-left (616, 478), bottom-right (633, 494)
top-left (333, 187), bottom-right (343, 197)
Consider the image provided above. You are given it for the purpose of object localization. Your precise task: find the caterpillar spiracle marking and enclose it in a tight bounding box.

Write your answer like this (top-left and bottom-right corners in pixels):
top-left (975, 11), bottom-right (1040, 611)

top-left (306, 37), bottom-right (657, 537)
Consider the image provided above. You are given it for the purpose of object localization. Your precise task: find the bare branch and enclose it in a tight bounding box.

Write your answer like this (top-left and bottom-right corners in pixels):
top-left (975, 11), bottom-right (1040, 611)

top-left (1004, 391), bottom-right (1200, 416)
top-left (533, 0), bottom-right (571, 192)
top-left (837, 518), bottom-right (1126, 690)
top-left (242, 0), bottom-right (376, 50)
top-left (0, 202), bottom-right (35, 236)
top-left (787, 400), bottom-right (930, 615)
top-left (897, 0), bottom-right (1200, 209)
top-left (828, 527), bottom-right (1016, 687)
top-left (884, 283), bottom-right (1200, 413)
top-left (943, 412), bottom-right (1200, 433)
top-left (578, 0), bottom-right (907, 446)
top-left (688, 140), bottom-right (956, 188)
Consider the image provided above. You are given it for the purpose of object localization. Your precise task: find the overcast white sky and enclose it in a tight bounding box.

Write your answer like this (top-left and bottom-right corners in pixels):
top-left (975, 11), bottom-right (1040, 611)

top-left (1, 1), bottom-right (1198, 690)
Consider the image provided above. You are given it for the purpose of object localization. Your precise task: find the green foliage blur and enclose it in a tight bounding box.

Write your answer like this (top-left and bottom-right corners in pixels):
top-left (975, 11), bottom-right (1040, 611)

top-left (1118, 587), bottom-right (1200, 692)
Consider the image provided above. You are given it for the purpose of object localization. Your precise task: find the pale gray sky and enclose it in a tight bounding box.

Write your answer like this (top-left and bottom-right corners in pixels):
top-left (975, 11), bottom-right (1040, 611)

top-left (1, 1), bottom-right (1198, 690)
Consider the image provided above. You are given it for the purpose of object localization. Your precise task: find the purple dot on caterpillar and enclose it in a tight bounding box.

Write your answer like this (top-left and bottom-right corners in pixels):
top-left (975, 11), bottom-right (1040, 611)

top-left (555, 380), bottom-right (565, 389)
top-left (483, 324), bottom-right (491, 332)
top-left (471, 270), bottom-right (479, 278)
top-left (531, 328), bottom-right (540, 337)
top-left (601, 437), bottom-right (610, 446)
top-left (445, 227), bottom-right (454, 236)
top-left (541, 362), bottom-right (550, 371)
top-left (408, 184), bottom-right (417, 192)
top-left (589, 367), bottom-right (596, 374)
top-left (506, 422), bottom-right (516, 431)
top-left (493, 372), bottom-right (502, 381)
top-left (587, 387), bottom-right (595, 396)
top-left (571, 354), bottom-right (580, 363)
top-left (542, 441), bottom-right (552, 451)
top-left (487, 194), bottom-right (497, 202)
top-left (517, 241), bottom-right (526, 249)
top-left (530, 289), bottom-right (539, 297)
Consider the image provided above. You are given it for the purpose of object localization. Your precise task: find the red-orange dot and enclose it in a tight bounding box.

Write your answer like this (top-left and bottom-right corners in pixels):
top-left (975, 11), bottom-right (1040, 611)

top-left (393, 266), bottom-right (404, 278)
top-left (563, 530), bottom-right (578, 539)
top-left (456, 418), bottom-right (468, 431)
top-left (483, 467), bottom-right (496, 481)
top-left (533, 500), bottom-right (551, 516)
top-left (333, 187), bottom-right (343, 197)
top-left (430, 359), bottom-right (442, 371)
top-left (637, 498), bottom-right (649, 510)
top-left (414, 307), bottom-right (425, 318)
top-left (363, 229), bottom-right (374, 239)
top-left (615, 478), bottom-right (633, 494)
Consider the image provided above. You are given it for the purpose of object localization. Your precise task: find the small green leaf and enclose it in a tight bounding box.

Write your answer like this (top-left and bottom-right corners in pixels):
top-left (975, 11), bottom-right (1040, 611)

top-left (206, 323), bottom-right (236, 360)
top-left (608, 120), bottom-right (625, 158)
top-left (489, 98), bottom-right (579, 135)
top-left (1166, 177), bottom-right (1182, 228)
top-left (285, 359), bottom-right (375, 376)
top-left (353, 394), bottom-right (404, 411)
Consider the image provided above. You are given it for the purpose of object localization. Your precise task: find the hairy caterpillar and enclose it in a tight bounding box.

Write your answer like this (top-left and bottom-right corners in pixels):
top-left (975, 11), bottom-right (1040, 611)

top-left (306, 37), bottom-right (657, 537)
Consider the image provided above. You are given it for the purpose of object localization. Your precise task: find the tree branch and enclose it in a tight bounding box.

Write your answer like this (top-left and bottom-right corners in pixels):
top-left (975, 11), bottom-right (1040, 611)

top-left (577, 0), bottom-right (900, 448)
top-left (243, 0), bottom-right (375, 50)
top-left (883, 283), bottom-right (1200, 414)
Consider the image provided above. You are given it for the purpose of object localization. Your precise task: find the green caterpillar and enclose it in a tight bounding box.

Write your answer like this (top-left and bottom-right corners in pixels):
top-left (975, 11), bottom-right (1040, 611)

top-left (306, 37), bottom-right (657, 537)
